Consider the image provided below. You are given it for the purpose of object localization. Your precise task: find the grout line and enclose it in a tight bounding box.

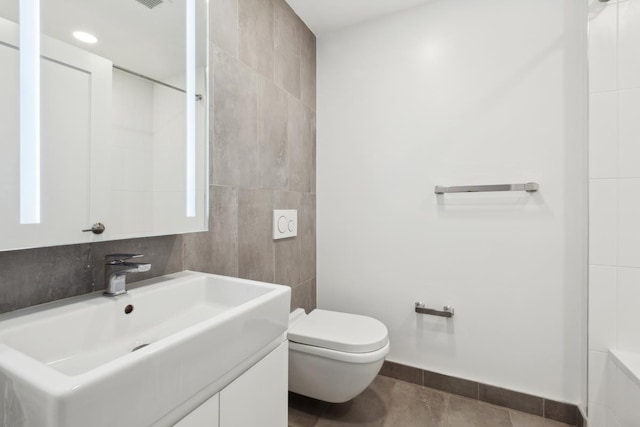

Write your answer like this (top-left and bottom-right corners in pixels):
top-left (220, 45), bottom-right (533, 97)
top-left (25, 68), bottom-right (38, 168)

top-left (589, 89), bottom-right (618, 95)
top-left (614, 0), bottom-right (621, 372)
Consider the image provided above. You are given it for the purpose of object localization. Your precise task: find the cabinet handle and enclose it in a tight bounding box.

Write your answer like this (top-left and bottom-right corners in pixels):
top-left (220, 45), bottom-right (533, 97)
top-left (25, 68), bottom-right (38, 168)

top-left (82, 223), bottom-right (106, 234)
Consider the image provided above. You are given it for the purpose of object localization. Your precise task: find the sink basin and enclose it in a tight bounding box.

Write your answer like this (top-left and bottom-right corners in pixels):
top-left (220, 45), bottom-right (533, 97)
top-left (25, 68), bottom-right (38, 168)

top-left (0, 271), bottom-right (291, 427)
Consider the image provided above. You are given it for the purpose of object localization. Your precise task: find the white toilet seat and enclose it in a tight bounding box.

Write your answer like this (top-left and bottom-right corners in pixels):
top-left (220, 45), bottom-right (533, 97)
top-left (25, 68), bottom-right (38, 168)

top-left (289, 340), bottom-right (390, 364)
top-left (288, 309), bottom-right (389, 353)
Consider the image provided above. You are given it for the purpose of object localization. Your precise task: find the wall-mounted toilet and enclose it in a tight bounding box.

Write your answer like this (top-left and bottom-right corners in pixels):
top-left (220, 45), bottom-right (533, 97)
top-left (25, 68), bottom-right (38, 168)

top-left (288, 308), bottom-right (390, 403)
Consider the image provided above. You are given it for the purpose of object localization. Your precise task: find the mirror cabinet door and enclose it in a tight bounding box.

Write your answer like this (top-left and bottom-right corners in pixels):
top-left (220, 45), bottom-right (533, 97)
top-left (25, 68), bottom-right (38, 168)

top-left (0, 0), bottom-right (208, 251)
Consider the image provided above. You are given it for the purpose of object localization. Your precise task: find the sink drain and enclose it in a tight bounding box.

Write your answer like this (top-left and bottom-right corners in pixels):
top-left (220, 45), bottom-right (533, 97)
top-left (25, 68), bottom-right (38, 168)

top-left (131, 344), bottom-right (149, 352)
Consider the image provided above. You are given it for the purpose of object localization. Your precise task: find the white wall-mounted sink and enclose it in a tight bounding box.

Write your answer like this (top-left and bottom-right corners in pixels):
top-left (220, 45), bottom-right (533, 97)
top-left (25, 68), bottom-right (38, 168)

top-left (0, 271), bottom-right (291, 427)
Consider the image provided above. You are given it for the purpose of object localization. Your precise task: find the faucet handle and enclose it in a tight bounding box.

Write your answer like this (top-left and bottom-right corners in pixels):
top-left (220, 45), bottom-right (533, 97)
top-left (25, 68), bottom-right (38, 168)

top-left (105, 253), bottom-right (144, 264)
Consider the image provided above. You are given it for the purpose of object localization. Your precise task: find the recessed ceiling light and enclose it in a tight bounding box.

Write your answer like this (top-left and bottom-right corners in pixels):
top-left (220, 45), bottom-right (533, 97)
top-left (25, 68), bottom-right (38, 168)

top-left (72, 31), bottom-right (97, 44)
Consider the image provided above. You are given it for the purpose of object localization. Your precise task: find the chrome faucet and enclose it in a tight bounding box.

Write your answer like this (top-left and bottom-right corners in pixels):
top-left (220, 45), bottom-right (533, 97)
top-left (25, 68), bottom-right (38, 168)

top-left (104, 254), bottom-right (151, 297)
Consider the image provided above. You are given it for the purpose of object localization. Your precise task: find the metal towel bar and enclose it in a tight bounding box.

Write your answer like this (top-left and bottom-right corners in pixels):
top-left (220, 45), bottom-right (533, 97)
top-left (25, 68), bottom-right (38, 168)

top-left (434, 182), bottom-right (539, 194)
top-left (415, 302), bottom-right (454, 318)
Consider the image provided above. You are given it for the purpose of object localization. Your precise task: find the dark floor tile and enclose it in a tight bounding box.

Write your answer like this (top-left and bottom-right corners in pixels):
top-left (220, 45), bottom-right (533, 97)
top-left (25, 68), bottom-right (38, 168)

top-left (510, 410), bottom-right (572, 427)
top-left (315, 376), bottom-right (396, 427)
top-left (379, 361), bottom-right (422, 386)
top-left (288, 374), bottom-right (572, 427)
top-left (383, 381), bottom-right (448, 427)
top-left (289, 392), bottom-right (328, 427)
top-left (447, 396), bottom-right (512, 427)
top-left (544, 400), bottom-right (577, 425)
top-left (423, 370), bottom-right (479, 400)
top-left (479, 384), bottom-right (543, 417)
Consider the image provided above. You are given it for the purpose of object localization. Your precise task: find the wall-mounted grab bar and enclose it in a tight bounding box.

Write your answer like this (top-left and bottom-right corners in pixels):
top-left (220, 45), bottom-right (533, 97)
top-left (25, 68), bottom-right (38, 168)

top-left (415, 302), bottom-right (455, 318)
top-left (434, 182), bottom-right (539, 195)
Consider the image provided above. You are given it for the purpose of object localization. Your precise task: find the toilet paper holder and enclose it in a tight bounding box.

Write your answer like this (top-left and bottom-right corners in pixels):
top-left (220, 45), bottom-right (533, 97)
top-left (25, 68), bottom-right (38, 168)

top-left (415, 302), bottom-right (455, 318)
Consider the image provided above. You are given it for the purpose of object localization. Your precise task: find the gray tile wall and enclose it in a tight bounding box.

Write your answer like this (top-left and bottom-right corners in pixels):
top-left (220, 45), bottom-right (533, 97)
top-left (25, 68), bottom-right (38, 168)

top-left (0, 0), bottom-right (316, 315)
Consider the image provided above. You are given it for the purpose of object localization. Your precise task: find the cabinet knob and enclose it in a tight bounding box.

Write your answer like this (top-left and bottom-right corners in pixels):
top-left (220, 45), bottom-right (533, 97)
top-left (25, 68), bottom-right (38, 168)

top-left (82, 222), bottom-right (106, 234)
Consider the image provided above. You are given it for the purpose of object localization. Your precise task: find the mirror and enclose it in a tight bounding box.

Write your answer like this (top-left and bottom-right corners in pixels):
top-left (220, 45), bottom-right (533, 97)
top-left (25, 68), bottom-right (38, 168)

top-left (0, 0), bottom-right (208, 251)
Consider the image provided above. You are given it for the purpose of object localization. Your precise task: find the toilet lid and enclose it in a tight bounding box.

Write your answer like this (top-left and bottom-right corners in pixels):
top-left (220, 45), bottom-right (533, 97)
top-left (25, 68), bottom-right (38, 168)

top-left (288, 309), bottom-right (388, 353)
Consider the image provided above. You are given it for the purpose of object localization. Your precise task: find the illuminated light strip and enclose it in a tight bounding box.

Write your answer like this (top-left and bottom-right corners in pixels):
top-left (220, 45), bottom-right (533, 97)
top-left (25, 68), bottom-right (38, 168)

top-left (19, 0), bottom-right (41, 224)
top-left (185, 0), bottom-right (196, 217)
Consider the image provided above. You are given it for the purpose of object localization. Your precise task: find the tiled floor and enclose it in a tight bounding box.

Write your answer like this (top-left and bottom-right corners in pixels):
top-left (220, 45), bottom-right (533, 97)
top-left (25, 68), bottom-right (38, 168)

top-left (288, 376), bottom-right (572, 427)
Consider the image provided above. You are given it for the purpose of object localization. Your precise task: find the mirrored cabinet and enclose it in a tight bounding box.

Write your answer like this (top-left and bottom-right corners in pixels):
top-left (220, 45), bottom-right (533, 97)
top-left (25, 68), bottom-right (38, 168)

top-left (0, 0), bottom-right (209, 251)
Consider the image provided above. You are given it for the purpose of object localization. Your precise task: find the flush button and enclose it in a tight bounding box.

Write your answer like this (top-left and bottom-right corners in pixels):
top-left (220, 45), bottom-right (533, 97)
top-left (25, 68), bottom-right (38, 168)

top-left (278, 216), bottom-right (287, 233)
top-left (273, 210), bottom-right (297, 240)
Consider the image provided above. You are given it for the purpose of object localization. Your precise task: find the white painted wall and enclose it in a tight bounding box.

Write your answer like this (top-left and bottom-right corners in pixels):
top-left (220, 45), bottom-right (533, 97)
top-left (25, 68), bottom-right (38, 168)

top-left (317, 0), bottom-right (587, 403)
top-left (588, 0), bottom-right (640, 424)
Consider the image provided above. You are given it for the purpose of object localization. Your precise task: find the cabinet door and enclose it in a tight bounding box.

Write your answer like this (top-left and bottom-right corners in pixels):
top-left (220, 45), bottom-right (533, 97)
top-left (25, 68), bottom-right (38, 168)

top-left (219, 342), bottom-right (288, 427)
top-left (0, 19), bottom-right (111, 250)
top-left (174, 393), bottom-right (219, 427)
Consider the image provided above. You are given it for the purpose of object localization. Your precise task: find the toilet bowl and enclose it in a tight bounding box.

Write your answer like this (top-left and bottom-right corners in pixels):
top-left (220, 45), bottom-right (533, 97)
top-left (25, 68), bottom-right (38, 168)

top-left (288, 308), bottom-right (390, 403)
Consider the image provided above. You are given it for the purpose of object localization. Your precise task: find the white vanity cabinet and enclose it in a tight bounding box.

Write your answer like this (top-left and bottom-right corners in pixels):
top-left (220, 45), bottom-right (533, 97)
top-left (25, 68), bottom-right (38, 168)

top-left (175, 341), bottom-right (288, 427)
top-left (175, 395), bottom-right (220, 427)
top-left (220, 341), bottom-right (288, 427)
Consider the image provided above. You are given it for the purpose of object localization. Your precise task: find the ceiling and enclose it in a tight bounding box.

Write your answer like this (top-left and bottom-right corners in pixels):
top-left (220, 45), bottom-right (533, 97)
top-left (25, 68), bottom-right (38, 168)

top-left (285, 0), bottom-right (433, 36)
